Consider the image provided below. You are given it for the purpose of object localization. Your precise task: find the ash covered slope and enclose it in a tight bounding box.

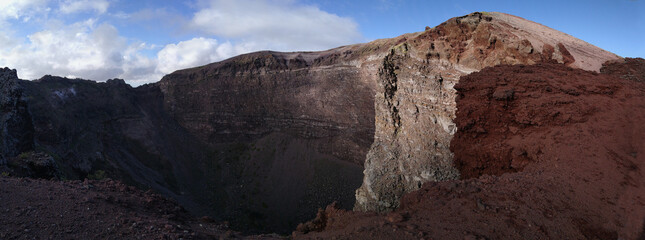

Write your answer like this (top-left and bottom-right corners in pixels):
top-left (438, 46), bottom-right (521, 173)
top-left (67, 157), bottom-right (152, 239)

top-left (156, 37), bottom-right (415, 233)
top-left (158, 40), bottom-right (407, 166)
top-left (1, 72), bottom-right (215, 217)
top-left (297, 60), bottom-right (645, 240)
top-left (0, 177), bottom-right (280, 239)
top-left (354, 12), bottom-right (620, 212)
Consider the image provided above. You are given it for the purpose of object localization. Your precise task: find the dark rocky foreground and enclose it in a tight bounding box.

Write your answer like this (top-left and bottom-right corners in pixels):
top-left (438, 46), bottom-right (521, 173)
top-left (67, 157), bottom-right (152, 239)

top-left (0, 176), bottom-right (283, 239)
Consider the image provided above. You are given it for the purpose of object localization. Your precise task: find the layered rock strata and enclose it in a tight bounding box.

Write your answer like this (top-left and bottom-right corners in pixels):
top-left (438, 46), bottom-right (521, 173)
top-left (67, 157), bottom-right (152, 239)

top-left (296, 60), bottom-right (645, 239)
top-left (354, 12), bottom-right (619, 211)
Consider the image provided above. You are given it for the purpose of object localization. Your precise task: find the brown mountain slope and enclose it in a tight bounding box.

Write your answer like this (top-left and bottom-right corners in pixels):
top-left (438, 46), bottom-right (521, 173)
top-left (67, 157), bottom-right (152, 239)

top-left (296, 61), bottom-right (645, 239)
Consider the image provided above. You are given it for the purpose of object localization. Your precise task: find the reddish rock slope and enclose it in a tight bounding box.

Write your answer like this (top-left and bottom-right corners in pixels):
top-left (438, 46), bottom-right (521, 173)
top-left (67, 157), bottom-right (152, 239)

top-left (355, 12), bottom-right (620, 212)
top-left (296, 61), bottom-right (645, 239)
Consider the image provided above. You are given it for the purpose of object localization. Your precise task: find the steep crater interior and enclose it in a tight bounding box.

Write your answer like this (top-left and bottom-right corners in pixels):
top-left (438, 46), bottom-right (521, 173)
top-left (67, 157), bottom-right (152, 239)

top-left (0, 12), bottom-right (631, 237)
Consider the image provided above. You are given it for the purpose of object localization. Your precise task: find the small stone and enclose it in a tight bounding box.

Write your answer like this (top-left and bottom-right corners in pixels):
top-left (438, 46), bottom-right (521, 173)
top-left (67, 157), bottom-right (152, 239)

top-left (387, 212), bottom-right (405, 223)
top-left (164, 224), bottom-right (174, 231)
top-left (476, 198), bottom-right (486, 210)
top-left (464, 234), bottom-right (478, 240)
top-left (475, 126), bottom-right (486, 133)
top-left (508, 126), bottom-right (519, 134)
top-left (200, 216), bottom-right (214, 222)
top-left (492, 87), bottom-right (514, 100)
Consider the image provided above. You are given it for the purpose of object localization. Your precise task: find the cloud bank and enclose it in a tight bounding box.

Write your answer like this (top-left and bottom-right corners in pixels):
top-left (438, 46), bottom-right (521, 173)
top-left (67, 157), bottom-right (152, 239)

top-left (0, 0), bottom-right (363, 85)
top-left (190, 0), bottom-right (361, 51)
top-left (0, 0), bottom-right (49, 21)
top-left (60, 0), bottom-right (110, 15)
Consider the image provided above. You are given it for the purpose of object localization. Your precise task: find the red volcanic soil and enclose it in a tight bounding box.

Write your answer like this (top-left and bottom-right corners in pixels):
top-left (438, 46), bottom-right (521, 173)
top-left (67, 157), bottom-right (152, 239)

top-left (295, 61), bottom-right (645, 239)
top-left (0, 177), bottom-right (282, 239)
top-left (601, 58), bottom-right (645, 82)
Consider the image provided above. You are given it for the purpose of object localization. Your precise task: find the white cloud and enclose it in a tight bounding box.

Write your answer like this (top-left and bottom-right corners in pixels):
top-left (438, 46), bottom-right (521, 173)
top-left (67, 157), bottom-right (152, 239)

top-left (60, 0), bottom-right (110, 14)
top-left (0, 31), bottom-right (17, 48)
top-left (0, 20), bottom-right (156, 84)
top-left (0, 21), bottom-right (243, 85)
top-left (110, 11), bottom-right (130, 19)
top-left (0, 0), bottom-right (364, 85)
top-left (0, 0), bottom-right (49, 21)
top-left (190, 0), bottom-right (362, 51)
top-left (156, 37), bottom-right (239, 74)
top-left (120, 43), bottom-right (160, 83)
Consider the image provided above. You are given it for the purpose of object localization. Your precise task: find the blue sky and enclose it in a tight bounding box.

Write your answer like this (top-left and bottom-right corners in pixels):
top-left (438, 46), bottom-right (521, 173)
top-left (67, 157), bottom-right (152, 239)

top-left (0, 0), bottom-right (642, 85)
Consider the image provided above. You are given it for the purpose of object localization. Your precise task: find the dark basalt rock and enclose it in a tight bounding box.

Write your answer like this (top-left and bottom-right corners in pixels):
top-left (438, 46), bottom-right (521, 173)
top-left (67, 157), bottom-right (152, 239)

top-left (5, 152), bottom-right (59, 179)
top-left (0, 68), bottom-right (34, 165)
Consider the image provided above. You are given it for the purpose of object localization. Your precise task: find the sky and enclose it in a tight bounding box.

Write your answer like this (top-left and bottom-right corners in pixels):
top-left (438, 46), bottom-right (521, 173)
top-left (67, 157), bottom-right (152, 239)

top-left (0, 0), bottom-right (643, 86)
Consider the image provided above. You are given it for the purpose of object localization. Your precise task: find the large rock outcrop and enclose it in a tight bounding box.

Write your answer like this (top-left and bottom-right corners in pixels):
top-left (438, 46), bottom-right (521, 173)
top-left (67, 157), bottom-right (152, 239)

top-left (158, 42), bottom-right (405, 166)
top-left (156, 41), bottom-right (406, 232)
top-left (354, 12), bottom-right (620, 212)
top-left (15, 76), bottom-right (214, 216)
top-left (297, 60), bottom-right (645, 239)
top-left (0, 68), bottom-right (34, 164)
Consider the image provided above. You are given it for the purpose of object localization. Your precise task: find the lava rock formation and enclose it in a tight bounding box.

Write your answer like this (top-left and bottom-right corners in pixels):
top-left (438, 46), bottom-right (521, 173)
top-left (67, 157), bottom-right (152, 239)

top-left (0, 12), bottom-right (637, 238)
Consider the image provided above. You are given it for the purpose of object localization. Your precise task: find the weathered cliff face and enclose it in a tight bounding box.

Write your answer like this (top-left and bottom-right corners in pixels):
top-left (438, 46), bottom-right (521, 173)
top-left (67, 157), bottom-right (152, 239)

top-left (296, 61), bottom-right (645, 239)
top-left (0, 37), bottom-right (408, 234)
top-left (158, 43), bottom-right (403, 165)
top-left (354, 12), bottom-right (620, 212)
top-left (156, 41), bottom-right (410, 232)
top-left (0, 68), bottom-right (34, 164)
top-left (15, 76), bottom-right (214, 214)
top-left (0, 72), bottom-right (231, 233)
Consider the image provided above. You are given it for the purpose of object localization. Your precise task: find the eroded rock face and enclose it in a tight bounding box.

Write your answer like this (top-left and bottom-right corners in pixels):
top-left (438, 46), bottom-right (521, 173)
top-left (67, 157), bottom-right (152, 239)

top-left (5, 152), bottom-right (59, 179)
top-left (0, 40), bottom-right (405, 234)
top-left (0, 68), bottom-right (34, 165)
top-left (156, 43), bottom-right (403, 232)
top-left (0, 38), bottom-right (407, 234)
top-left (601, 57), bottom-right (645, 82)
top-left (17, 76), bottom-right (215, 214)
top-left (296, 61), bottom-right (645, 240)
top-left (354, 12), bottom-right (620, 212)
top-left (158, 46), bottom-right (395, 166)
